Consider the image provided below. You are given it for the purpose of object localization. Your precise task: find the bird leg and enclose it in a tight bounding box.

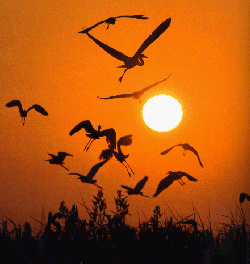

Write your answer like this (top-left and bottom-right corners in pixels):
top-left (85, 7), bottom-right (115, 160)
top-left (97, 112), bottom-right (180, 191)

top-left (94, 183), bottom-right (103, 189)
top-left (178, 179), bottom-right (186, 186)
top-left (60, 164), bottom-right (69, 171)
top-left (125, 160), bottom-right (135, 175)
top-left (121, 162), bottom-right (132, 177)
top-left (22, 117), bottom-right (25, 126)
top-left (118, 69), bottom-right (128, 83)
top-left (84, 139), bottom-right (94, 151)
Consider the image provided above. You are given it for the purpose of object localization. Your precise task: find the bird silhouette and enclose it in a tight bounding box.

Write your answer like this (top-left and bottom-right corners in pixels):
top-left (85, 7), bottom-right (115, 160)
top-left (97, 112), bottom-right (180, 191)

top-left (45, 152), bottom-right (73, 171)
top-left (161, 143), bottom-right (203, 168)
top-left (239, 193), bottom-right (250, 203)
top-left (97, 74), bottom-right (171, 102)
top-left (69, 120), bottom-right (116, 151)
top-left (78, 15), bottom-right (148, 33)
top-left (121, 176), bottom-right (149, 197)
top-left (85, 17), bottom-right (171, 82)
top-left (68, 159), bottom-right (108, 189)
top-left (99, 135), bottom-right (134, 177)
top-left (6, 100), bottom-right (48, 125)
top-left (153, 171), bottom-right (198, 197)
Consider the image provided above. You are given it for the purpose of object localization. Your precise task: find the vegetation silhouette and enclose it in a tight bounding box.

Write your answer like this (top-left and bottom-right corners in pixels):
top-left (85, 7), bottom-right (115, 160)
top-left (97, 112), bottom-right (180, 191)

top-left (121, 176), bottom-right (149, 197)
top-left (1, 190), bottom-right (248, 264)
top-left (161, 143), bottom-right (204, 167)
top-left (97, 74), bottom-right (171, 102)
top-left (68, 159), bottom-right (109, 189)
top-left (78, 15), bottom-right (148, 33)
top-left (45, 151), bottom-right (73, 171)
top-left (69, 120), bottom-right (116, 151)
top-left (99, 134), bottom-right (135, 177)
top-left (85, 17), bottom-right (171, 82)
top-left (239, 192), bottom-right (250, 203)
top-left (153, 171), bottom-right (198, 197)
top-left (5, 99), bottom-right (48, 125)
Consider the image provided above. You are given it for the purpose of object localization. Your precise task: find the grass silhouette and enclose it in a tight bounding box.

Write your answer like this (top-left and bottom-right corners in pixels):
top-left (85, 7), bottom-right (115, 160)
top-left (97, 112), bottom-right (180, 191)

top-left (0, 190), bottom-right (249, 264)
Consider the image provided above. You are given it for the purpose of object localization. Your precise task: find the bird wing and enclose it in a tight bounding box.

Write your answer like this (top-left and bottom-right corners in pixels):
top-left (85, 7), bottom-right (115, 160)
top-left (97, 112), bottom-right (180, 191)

top-left (47, 153), bottom-right (57, 159)
top-left (134, 176), bottom-right (148, 192)
top-left (179, 172), bottom-right (198, 182)
top-left (184, 144), bottom-right (204, 168)
top-left (115, 15), bottom-right (149, 20)
top-left (99, 128), bottom-right (116, 150)
top-left (99, 149), bottom-right (114, 160)
top-left (118, 135), bottom-right (132, 147)
top-left (153, 175), bottom-right (174, 197)
top-left (6, 100), bottom-right (23, 114)
top-left (86, 32), bottom-right (129, 62)
top-left (134, 17), bottom-right (171, 57)
top-left (68, 173), bottom-right (83, 177)
top-left (121, 185), bottom-right (133, 192)
top-left (97, 93), bottom-right (134, 100)
top-left (69, 120), bottom-right (94, 135)
top-left (160, 145), bottom-right (176, 155)
top-left (87, 159), bottom-right (108, 179)
top-left (27, 104), bottom-right (48, 115)
top-left (57, 152), bottom-right (73, 162)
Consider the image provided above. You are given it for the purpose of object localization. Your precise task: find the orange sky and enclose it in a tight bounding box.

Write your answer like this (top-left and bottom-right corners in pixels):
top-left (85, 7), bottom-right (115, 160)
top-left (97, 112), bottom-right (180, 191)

top-left (1, 0), bottom-right (250, 230)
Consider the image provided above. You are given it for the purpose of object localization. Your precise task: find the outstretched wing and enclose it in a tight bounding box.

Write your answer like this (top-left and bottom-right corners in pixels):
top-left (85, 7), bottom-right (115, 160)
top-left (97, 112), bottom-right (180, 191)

top-left (6, 100), bottom-right (23, 114)
top-left (99, 149), bottom-right (114, 160)
top-left (69, 120), bottom-right (95, 135)
top-left (27, 104), bottom-right (48, 115)
top-left (184, 144), bottom-right (204, 168)
top-left (134, 176), bottom-right (148, 192)
top-left (86, 32), bottom-right (129, 62)
top-left (153, 174), bottom-right (174, 197)
top-left (68, 173), bottom-right (83, 177)
top-left (134, 17), bottom-right (171, 57)
top-left (99, 128), bottom-right (116, 150)
top-left (118, 135), bottom-right (132, 147)
top-left (115, 15), bottom-right (149, 20)
top-left (87, 159), bottom-right (108, 179)
top-left (97, 93), bottom-right (133, 100)
top-left (160, 145), bottom-right (176, 155)
top-left (179, 172), bottom-right (198, 182)
top-left (121, 185), bottom-right (133, 192)
top-left (57, 152), bottom-right (73, 162)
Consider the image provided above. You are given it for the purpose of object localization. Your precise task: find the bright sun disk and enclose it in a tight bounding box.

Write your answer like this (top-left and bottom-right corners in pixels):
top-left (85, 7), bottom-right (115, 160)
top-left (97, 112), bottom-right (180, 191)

top-left (142, 94), bottom-right (183, 132)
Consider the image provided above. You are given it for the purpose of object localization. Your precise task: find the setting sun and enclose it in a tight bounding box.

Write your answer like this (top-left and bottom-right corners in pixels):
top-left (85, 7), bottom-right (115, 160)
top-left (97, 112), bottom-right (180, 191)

top-left (142, 94), bottom-right (183, 132)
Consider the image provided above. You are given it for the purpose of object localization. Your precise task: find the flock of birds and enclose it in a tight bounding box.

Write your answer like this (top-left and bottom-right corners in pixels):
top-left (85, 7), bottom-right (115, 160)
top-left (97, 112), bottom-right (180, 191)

top-left (5, 15), bottom-right (248, 203)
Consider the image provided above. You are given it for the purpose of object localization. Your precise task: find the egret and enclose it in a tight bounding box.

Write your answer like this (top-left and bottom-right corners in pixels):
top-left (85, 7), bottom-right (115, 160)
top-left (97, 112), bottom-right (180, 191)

top-left (45, 152), bottom-right (73, 171)
top-left (5, 100), bottom-right (48, 125)
top-left (99, 135), bottom-right (134, 177)
top-left (69, 120), bottom-right (116, 151)
top-left (68, 159), bottom-right (108, 189)
top-left (161, 143), bottom-right (203, 167)
top-left (79, 15), bottom-right (148, 33)
top-left (121, 176), bottom-right (149, 197)
top-left (97, 74), bottom-right (171, 102)
top-left (85, 17), bottom-right (171, 82)
top-left (153, 171), bottom-right (198, 197)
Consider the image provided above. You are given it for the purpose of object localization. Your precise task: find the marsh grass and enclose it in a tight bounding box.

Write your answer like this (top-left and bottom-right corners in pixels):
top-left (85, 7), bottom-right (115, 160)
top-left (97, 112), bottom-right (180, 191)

top-left (0, 190), bottom-right (249, 264)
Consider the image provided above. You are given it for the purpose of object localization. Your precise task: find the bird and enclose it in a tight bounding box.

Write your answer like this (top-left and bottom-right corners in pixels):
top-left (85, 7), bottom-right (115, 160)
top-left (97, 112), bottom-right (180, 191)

top-left (5, 100), bottom-right (48, 125)
top-left (97, 74), bottom-right (171, 102)
top-left (68, 159), bottom-right (108, 189)
top-left (78, 15), bottom-right (148, 33)
top-left (85, 17), bottom-right (171, 82)
top-left (160, 143), bottom-right (203, 167)
top-left (239, 193), bottom-right (250, 203)
top-left (45, 152), bottom-right (73, 171)
top-left (121, 176), bottom-right (149, 197)
top-left (69, 120), bottom-right (116, 151)
top-left (153, 171), bottom-right (198, 197)
top-left (99, 135), bottom-right (134, 177)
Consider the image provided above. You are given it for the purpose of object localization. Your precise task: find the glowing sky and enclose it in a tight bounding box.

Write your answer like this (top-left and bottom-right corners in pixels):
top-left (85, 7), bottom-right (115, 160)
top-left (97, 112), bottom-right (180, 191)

top-left (1, 0), bottom-right (250, 229)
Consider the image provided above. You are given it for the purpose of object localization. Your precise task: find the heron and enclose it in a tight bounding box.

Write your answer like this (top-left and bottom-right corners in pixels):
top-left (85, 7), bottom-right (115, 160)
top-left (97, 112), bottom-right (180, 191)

top-left (78, 15), bottom-right (148, 33)
top-left (97, 74), bottom-right (171, 102)
top-left (69, 120), bottom-right (116, 151)
top-left (68, 159), bottom-right (108, 189)
top-left (121, 176), bottom-right (149, 197)
top-left (5, 99), bottom-right (48, 125)
top-left (153, 171), bottom-right (198, 197)
top-left (99, 135), bottom-right (134, 177)
top-left (161, 143), bottom-right (203, 168)
top-left (239, 193), bottom-right (250, 203)
top-left (85, 17), bottom-right (171, 82)
top-left (45, 152), bottom-right (73, 171)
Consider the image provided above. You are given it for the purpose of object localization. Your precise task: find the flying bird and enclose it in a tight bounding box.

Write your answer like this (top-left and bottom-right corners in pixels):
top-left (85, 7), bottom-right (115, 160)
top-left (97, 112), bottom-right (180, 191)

top-left (99, 135), bottom-right (134, 177)
top-left (69, 120), bottom-right (116, 151)
top-left (5, 100), bottom-right (48, 125)
top-left (68, 159), bottom-right (108, 189)
top-left (85, 17), bottom-right (171, 82)
top-left (153, 171), bottom-right (198, 197)
top-left (161, 143), bottom-right (203, 167)
top-left (97, 74), bottom-right (171, 102)
top-left (45, 152), bottom-right (73, 171)
top-left (239, 193), bottom-right (250, 203)
top-left (79, 15), bottom-right (148, 33)
top-left (121, 176), bottom-right (149, 197)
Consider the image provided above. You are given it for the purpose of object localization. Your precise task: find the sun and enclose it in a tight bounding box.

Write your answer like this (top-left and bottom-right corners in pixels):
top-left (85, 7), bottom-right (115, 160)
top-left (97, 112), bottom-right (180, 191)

top-left (142, 94), bottom-right (183, 132)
